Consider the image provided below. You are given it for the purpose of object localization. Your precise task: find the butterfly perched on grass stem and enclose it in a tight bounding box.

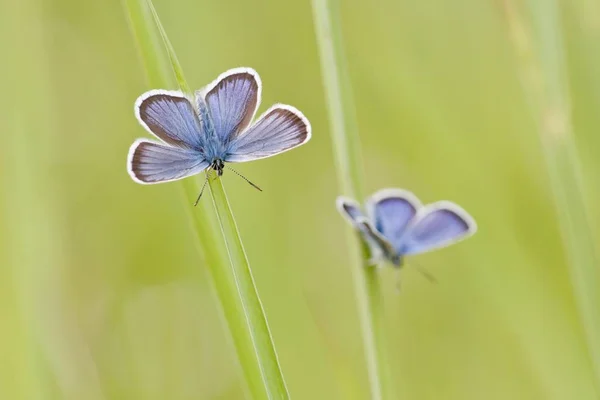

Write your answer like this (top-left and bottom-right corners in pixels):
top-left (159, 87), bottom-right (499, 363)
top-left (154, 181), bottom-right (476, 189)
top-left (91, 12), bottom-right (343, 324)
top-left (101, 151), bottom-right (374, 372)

top-left (337, 188), bottom-right (477, 268)
top-left (127, 67), bottom-right (311, 204)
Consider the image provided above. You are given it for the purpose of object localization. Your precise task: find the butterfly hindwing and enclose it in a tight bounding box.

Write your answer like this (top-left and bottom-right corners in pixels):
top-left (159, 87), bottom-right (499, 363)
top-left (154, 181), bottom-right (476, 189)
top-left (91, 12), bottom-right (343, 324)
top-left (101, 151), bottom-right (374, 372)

top-left (127, 139), bottom-right (209, 184)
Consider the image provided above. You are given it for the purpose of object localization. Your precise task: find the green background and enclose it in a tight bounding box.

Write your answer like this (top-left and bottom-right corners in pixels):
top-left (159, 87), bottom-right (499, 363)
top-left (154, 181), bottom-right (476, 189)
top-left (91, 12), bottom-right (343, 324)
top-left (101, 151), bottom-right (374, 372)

top-left (3, 0), bottom-right (600, 398)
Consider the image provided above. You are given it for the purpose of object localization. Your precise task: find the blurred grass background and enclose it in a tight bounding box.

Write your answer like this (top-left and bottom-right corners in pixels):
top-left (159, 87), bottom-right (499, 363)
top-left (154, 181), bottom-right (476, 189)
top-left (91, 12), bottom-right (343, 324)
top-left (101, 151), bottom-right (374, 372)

top-left (2, 0), bottom-right (600, 399)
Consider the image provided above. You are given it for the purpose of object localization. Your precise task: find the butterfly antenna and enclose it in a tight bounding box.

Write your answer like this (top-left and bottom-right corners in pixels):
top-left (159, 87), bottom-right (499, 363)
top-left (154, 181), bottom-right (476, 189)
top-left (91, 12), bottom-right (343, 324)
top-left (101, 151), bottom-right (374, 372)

top-left (194, 171), bottom-right (211, 206)
top-left (408, 260), bottom-right (438, 284)
top-left (225, 166), bottom-right (263, 192)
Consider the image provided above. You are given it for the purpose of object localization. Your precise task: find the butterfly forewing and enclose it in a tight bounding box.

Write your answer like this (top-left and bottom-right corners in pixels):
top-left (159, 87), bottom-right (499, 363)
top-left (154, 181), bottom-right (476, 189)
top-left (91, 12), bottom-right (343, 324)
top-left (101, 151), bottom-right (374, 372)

top-left (225, 105), bottom-right (311, 162)
top-left (128, 140), bottom-right (209, 184)
top-left (135, 90), bottom-right (204, 149)
top-left (400, 202), bottom-right (476, 255)
top-left (203, 68), bottom-right (261, 143)
top-left (367, 189), bottom-right (421, 253)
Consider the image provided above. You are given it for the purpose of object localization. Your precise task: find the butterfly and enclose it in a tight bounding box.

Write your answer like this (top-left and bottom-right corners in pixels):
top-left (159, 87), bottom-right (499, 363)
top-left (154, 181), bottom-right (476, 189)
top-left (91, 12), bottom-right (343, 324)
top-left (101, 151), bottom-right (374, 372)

top-left (337, 188), bottom-right (477, 267)
top-left (127, 67), bottom-right (311, 204)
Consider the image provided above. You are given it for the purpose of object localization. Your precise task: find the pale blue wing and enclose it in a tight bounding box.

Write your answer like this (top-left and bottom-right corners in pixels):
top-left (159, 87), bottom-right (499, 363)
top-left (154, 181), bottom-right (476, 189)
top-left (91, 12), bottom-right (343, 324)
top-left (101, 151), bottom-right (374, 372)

top-left (366, 189), bottom-right (422, 249)
top-left (336, 196), bottom-right (365, 225)
top-left (225, 105), bottom-right (311, 162)
top-left (135, 90), bottom-right (205, 150)
top-left (400, 201), bottom-right (477, 255)
top-left (127, 139), bottom-right (209, 184)
top-left (201, 68), bottom-right (261, 143)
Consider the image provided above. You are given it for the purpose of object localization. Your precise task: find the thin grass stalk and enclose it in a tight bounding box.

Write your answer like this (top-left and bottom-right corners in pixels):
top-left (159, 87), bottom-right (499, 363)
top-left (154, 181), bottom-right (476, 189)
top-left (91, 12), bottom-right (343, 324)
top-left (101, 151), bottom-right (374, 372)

top-left (123, 0), bottom-right (289, 398)
top-left (311, 0), bottom-right (391, 398)
top-left (503, 0), bottom-right (600, 394)
top-left (4, 0), bottom-right (56, 397)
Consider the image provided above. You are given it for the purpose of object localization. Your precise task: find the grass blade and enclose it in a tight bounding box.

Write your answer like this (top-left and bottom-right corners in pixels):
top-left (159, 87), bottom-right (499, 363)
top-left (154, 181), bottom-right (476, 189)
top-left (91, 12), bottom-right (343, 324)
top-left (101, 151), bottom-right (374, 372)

top-left (123, 0), bottom-right (289, 398)
top-left (311, 0), bottom-right (390, 398)
top-left (145, 0), bottom-right (190, 94)
top-left (503, 0), bottom-right (600, 395)
top-left (207, 178), bottom-right (289, 399)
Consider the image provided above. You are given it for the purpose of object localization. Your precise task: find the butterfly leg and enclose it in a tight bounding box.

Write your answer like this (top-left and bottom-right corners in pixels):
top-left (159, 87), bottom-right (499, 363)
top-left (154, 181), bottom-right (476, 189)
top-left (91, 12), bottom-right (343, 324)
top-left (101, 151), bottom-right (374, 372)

top-left (395, 269), bottom-right (402, 293)
top-left (194, 170), bottom-right (212, 206)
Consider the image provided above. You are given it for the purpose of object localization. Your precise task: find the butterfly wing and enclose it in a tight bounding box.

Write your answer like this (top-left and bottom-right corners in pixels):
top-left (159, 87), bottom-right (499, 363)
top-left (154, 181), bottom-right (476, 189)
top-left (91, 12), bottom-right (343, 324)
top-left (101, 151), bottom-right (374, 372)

top-left (224, 104), bottom-right (311, 162)
top-left (135, 90), bottom-right (205, 149)
top-left (127, 139), bottom-right (209, 184)
top-left (336, 196), bottom-right (365, 223)
top-left (200, 67), bottom-right (261, 143)
top-left (336, 197), bottom-right (393, 265)
top-left (366, 189), bottom-right (421, 253)
top-left (400, 201), bottom-right (477, 255)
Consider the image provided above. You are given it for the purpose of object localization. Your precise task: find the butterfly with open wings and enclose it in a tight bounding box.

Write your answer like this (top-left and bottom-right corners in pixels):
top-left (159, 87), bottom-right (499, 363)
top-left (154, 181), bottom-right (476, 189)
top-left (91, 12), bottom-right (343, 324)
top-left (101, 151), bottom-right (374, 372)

top-left (127, 67), bottom-right (311, 204)
top-left (337, 188), bottom-right (477, 267)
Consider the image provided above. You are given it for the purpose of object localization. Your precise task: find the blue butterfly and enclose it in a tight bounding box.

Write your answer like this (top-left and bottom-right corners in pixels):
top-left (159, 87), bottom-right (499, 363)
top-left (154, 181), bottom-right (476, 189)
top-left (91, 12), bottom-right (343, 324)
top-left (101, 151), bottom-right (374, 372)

top-left (337, 189), bottom-right (477, 267)
top-left (127, 67), bottom-right (311, 204)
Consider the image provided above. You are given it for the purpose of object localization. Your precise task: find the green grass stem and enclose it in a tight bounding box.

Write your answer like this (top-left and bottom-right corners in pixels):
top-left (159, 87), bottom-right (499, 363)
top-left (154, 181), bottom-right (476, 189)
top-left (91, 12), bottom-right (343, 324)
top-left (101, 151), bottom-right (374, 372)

top-left (123, 0), bottom-right (289, 397)
top-left (311, 0), bottom-right (391, 398)
top-left (503, 0), bottom-right (600, 395)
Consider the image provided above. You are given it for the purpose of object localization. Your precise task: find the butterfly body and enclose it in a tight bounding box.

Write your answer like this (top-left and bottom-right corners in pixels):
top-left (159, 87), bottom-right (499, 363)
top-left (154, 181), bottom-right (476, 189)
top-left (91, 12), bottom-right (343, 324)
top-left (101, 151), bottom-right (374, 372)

top-left (127, 67), bottom-right (311, 187)
top-left (389, 254), bottom-right (404, 268)
top-left (337, 189), bottom-right (477, 267)
top-left (193, 98), bottom-right (226, 166)
top-left (195, 117), bottom-right (227, 175)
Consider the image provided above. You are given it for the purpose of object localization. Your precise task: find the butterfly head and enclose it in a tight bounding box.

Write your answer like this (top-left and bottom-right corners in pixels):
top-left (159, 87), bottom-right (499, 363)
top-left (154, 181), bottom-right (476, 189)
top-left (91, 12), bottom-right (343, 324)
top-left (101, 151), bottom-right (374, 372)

top-left (389, 253), bottom-right (404, 268)
top-left (210, 159), bottom-right (225, 176)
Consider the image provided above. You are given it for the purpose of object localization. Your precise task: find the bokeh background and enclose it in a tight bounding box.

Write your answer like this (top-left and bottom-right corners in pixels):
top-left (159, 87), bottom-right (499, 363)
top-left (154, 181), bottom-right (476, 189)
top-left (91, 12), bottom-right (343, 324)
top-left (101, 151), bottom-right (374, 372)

top-left (3, 0), bottom-right (600, 399)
